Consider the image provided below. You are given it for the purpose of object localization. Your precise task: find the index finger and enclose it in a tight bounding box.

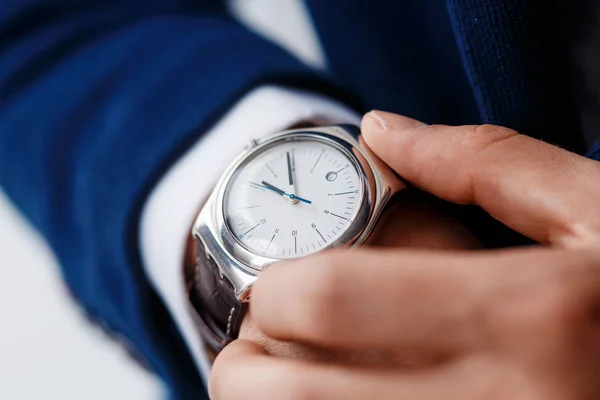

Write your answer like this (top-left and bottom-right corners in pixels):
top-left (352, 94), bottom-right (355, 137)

top-left (362, 111), bottom-right (600, 246)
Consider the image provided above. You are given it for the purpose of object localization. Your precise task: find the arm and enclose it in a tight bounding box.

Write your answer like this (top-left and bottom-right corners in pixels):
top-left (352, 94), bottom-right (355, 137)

top-left (0, 1), bottom-right (347, 395)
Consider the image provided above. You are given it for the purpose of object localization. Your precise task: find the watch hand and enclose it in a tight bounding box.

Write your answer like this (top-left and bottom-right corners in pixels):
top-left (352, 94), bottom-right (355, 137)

top-left (260, 181), bottom-right (287, 196)
top-left (286, 152), bottom-right (300, 205)
top-left (250, 181), bottom-right (285, 197)
top-left (288, 193), bottom-right (312, 205)
top-left (288, 151), bottom-right (311, 205)
top-left (286, 152), bottom-right (294, 187)
top-left (256, 181), bottom-right (313, 205)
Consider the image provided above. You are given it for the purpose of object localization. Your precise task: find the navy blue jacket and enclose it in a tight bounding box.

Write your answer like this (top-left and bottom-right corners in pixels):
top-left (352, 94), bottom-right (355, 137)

top-left (2, 1), bottom-right (599, 398)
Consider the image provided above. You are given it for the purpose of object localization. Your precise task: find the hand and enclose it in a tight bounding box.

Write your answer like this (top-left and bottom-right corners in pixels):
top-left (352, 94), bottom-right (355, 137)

top-left (237, 189), bottom-right (481, 365)
top-left (210, 111), bottom-right (600, 399)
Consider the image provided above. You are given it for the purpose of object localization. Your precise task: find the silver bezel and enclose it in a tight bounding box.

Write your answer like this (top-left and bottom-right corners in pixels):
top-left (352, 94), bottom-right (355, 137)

top-left (192, 125), bottom-right (404, 301)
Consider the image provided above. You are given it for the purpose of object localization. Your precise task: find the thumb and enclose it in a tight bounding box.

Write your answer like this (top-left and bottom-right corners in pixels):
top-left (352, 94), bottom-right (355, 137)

top-left (361, 110), bottom-right (600, 246)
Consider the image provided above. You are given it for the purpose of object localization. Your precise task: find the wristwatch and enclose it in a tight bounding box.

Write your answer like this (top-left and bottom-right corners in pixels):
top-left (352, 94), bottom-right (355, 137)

top-left (186, 124), bottom-right (405, 352)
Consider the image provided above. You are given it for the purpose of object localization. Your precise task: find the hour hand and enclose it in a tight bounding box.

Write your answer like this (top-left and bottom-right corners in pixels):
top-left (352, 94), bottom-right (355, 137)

top-left (251, 181), bottom-right (312, 205)
top-left (259, 181), bottom-right (287, 197)
top-left (261, 181), bottom-right (302, 204)
top-left (250, 181), bottom-right (292, 202)
top-left (261, 181), bottom-right (312, 205)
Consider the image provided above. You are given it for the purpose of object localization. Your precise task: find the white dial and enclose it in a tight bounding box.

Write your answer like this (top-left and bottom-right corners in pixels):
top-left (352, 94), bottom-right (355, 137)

top-left (223, 138), bottom-right (363, 260)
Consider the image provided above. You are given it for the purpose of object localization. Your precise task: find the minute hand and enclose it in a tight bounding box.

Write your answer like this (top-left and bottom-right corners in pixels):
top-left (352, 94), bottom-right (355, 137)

top-left (286, 151), bottom-right (299, 204)
top-left (259, 181), bottom-right (312, 205)
top-left (286, 152), bottom-right (294, 187)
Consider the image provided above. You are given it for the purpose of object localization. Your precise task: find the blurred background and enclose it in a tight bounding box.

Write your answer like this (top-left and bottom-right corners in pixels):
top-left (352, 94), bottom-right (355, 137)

top-left (0, 3), bottom-right (308, 398)
top-left (0, 190), bottom-right (164, 399)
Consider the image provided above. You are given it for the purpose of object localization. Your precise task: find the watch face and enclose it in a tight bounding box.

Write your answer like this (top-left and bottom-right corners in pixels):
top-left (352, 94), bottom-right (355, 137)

top-left (223, 136), bottom-right (364, 261)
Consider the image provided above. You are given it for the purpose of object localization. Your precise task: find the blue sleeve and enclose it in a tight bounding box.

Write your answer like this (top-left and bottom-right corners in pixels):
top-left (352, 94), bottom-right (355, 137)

top-left (0, 2), bottom-right (345, 397)
top-left (586, 140), bottom-right (600, 161)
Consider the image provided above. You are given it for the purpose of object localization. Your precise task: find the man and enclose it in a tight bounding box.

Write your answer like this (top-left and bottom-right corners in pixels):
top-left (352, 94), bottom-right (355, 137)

top-left (1, 1), bottom-right (599, 398)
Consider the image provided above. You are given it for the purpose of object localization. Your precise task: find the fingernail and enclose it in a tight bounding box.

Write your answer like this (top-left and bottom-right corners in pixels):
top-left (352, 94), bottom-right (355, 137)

top-left (367, 110), bottom-right (390, 131)
top-left (366, 110), bottom-right (428, 132)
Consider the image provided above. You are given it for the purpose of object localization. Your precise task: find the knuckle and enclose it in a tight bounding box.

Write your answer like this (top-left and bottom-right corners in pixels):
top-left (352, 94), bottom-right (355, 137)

top-left (461, 124), bottom-right (519, 153)
top-left (473, 124), bottom-right (518, 141)
top-left (456, 125), bottom-right (520, 196)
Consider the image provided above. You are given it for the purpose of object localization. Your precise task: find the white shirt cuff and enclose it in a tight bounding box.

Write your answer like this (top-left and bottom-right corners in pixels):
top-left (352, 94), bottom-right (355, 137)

top-left (139, 85), bottom-right (361, 384)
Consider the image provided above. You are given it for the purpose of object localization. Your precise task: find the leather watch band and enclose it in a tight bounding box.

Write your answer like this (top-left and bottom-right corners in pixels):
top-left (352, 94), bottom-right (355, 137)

top-left (187, 237), bottom-right (247, 352)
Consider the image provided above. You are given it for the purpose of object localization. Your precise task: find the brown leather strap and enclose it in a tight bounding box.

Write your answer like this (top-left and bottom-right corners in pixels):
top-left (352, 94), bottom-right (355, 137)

top-left (187, 238), bottom-right (247, 352)
top-left (183, 201), bottom-right (242, 354)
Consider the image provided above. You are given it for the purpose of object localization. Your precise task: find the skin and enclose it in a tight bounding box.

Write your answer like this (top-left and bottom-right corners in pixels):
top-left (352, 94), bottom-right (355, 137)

top-left (211, 111), bottom-right (600, 399)
top-left (238, 189), bottom-right (481, 365)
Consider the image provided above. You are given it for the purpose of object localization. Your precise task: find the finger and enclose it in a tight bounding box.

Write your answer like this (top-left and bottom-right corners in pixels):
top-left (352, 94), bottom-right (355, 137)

top-left (362, 111), bottom-right (600, 246)
top-left (210, 339), bottom-right (398, 400)
top-left (241, 309), bottom-right (433, 367)
top-left (211, 339), bottom-right (468, 400)
top-left (253, 248), bottom-right (482, 352)
top-left (239, 191), bottom-right (480, 366)
top-left (252, 247), bottom-right (597, 351)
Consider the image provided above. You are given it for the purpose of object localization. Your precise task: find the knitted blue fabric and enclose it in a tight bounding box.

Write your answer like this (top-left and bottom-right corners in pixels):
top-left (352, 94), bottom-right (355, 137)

top-left (0, 1), bottom-right (593, 398)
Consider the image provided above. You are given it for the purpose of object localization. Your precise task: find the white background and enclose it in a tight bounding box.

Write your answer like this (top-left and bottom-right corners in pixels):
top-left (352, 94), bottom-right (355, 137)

top-left (0, 191), bottom-right (164, 400)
